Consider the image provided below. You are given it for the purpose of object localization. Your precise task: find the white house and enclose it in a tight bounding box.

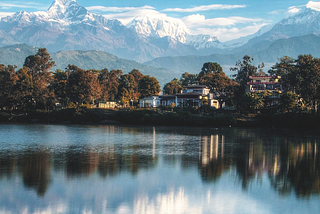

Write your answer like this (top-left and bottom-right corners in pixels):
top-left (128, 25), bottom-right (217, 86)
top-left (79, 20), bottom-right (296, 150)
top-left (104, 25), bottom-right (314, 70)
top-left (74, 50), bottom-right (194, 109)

top-left (139, 96), bottom-right (161, 108)
top-left (160, 85), bottom-right (222, 108)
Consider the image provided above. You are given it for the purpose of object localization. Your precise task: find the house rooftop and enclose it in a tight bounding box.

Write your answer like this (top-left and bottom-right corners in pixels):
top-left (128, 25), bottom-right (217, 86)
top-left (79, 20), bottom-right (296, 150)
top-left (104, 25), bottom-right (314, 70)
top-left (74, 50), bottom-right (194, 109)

top-left (249, 76), bottom-right (280, 79)
top-left (184, 85), bottom-right (209, 89)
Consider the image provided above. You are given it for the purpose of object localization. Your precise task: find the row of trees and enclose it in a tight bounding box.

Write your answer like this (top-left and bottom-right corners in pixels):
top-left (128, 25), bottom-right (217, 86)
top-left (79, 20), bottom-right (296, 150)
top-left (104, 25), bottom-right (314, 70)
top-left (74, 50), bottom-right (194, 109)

top-left (1, 48), bottom-right (320, 114)
top-left (0, 48), bottom-right (161, 111)
top-left (163, 54), bottom-right (320, 114)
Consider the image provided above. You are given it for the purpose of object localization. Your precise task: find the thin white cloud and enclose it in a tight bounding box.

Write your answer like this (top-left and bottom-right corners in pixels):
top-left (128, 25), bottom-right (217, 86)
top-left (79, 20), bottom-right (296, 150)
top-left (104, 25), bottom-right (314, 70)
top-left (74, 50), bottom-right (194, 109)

top-left (99, 7), bottom-right (166, 25)
top-left (163, 4), bottom-right (246, 13)
top-left (0, 12), bottom-right (14, 18)
top-left (182, 14), bottom-right (263, 27)
top-left (86, 5), bottom-right (154, 13)
top-left (306, 1), bottom-right (320, 11)
top-left (0, 2), bottom-right (47, 10)
top-left (86, 3), bottom-right (265, 42)
top-left (86, 5), bottom-right (160, 25)
top-left (287, 6), bottom-right (302, 14)
top-left (191, 23), bottom-right (268, 42)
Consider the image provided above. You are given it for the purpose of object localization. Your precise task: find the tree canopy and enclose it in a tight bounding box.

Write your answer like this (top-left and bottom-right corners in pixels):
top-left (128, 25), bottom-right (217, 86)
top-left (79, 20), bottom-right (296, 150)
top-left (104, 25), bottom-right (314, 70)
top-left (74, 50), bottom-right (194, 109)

top-left (163, 78), bottom-right (183, 95)
top-left (269, 54), bottom-right (320, 111)
top-left (139, 75), bottom-right (161, 98)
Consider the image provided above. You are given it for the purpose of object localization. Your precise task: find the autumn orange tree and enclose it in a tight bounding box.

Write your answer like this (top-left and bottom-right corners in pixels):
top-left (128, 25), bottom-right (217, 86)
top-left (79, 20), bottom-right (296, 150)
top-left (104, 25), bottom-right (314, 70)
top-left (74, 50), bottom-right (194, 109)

top-left (23, 48), bottom-right (55, 110)
top-left (0, 64), bottom-right (18, 110)
top-left (66, 65), bottom-right (101, 107)
top-left (138, 75), bottom-right (161, 98)
top-left (163, 78), bottom-right (183, 95)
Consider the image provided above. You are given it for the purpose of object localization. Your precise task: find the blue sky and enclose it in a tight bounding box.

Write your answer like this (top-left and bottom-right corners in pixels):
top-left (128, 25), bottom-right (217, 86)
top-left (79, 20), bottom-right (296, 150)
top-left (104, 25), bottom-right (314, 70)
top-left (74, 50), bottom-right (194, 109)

top-left (0, 0), bottom-right (319, 41)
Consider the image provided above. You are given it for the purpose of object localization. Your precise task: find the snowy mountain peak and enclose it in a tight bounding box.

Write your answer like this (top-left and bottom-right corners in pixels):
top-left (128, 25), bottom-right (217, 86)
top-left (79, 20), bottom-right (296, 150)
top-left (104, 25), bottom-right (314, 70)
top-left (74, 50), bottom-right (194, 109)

top-left (47, 0), bottom-right (89, 22)
top-left (280, 7), bottom-right (320, 25)
top-left (186, 34), bottom-right (221, 49)
top-left (127, 15), bottom-right (190, 43)
top-left (127, 14), bottom-right (223, 49)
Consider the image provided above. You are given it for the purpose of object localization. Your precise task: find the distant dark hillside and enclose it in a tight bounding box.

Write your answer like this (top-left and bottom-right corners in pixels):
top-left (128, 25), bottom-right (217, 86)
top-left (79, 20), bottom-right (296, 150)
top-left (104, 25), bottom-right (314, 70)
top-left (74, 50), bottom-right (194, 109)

top-left (145, 34), bottom-right (320, 74)
top-left (0, 44), bottom-right (176, 86)
top-left (0, 44), bottom-right (39, 67)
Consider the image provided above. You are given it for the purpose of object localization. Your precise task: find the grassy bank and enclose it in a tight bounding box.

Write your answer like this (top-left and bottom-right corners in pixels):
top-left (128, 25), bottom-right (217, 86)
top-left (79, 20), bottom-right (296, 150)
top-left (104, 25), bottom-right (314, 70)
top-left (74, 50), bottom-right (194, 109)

top-left (1, 108), bottom-right (320, 129)
top-left (0, 108), bottom-right (236, 127)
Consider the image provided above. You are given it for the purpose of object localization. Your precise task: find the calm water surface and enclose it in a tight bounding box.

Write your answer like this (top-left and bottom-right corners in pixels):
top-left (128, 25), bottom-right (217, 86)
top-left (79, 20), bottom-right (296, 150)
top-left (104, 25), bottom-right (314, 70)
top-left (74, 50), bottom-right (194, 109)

top-left (0, 124), bottom-right (319, 214)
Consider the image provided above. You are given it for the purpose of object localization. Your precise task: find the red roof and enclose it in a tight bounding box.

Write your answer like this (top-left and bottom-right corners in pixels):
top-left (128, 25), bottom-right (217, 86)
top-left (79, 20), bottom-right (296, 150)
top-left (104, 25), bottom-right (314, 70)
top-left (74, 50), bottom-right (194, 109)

top-left (249, 76), bottom-right (275, 78)
top-left (247, 82), bottom-right (278, 85)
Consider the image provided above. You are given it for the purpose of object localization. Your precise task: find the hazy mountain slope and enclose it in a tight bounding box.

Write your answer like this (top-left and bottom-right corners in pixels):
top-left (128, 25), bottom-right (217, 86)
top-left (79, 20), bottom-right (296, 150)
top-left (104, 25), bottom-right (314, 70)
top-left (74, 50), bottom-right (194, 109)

top-left (0, 44), bottom-right (175, 86)
top-left (145, 34), bottom-right (320, 74)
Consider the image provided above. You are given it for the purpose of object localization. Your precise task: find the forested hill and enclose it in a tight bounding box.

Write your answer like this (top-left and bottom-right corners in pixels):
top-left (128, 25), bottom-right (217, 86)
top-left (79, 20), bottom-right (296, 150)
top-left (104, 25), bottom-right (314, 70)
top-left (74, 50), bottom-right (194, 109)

top-left (0, 44), bottom-right (176, 86)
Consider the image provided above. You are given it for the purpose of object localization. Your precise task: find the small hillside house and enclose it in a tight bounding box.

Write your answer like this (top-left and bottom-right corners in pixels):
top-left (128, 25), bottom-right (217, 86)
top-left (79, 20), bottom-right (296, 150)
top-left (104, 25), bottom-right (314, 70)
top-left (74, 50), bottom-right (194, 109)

top-left (246, 76), bottom-right (282, 93)
top-left (246, 76), bottom-right (282, 106)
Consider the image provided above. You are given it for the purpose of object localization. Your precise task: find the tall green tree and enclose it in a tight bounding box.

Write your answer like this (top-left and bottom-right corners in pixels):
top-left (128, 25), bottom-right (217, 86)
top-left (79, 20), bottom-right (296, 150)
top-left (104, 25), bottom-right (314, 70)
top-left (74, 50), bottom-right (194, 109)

top-left (269, 54), bottom-right (320, 111)
top-left (230, 55), bottom-right (261, 90)
top-left (138, 75), bottom-right (161, 98)
top-left (180, 72), bottom-right (199, 86)
top-left (51, 70), bottom-right (69, 108)
top-left (163, 78), bottom-right (183, 95)
top-left (279, 91), bottom-right (299, 113)
top-left (268, 56), bottom-right (296, 92)
top-left (199, 62), bottom-right (223, 78)
top-left (199, 72), bottom-right (236, 92)
top-left (231, 56), bottom-right (264, 113)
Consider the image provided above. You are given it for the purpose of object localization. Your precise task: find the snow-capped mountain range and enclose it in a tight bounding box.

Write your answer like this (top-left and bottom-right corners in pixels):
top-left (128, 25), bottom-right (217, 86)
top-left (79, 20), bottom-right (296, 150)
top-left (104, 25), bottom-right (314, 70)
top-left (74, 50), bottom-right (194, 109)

top-left (0, 0), bottom-right (222, 61)
top-left (0, 0), bottom-right (320, 63)
top-left (126, 14), bottom-right (221, 49)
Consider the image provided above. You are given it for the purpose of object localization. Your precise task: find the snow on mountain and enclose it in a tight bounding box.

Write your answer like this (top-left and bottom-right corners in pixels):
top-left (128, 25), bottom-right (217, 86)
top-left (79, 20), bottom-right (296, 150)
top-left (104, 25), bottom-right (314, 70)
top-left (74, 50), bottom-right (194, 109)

top-left (251, 7), bottom-right (320, 43)
top-left (127, 15), bottom-right (190, 43)
top-left (1, 0), bottom-right (108, 28)
top-left (186, 34), bottom-right (222, 49)
top-left (3, 0), bottom-right (320, 63)
top-left (47, 0), bottom-right (95, 24)
top-left (0, 0), bottom-right (148, 60)
top-left (279, 7), bottom-right (320, 26)
top-left (127, 14), bottom-right (223, 49)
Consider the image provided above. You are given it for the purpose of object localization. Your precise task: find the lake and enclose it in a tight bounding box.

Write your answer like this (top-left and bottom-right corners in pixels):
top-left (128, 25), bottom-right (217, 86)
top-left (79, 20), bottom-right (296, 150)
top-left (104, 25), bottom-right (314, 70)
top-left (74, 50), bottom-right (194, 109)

top-left (0, 124), bottom-right (319, 214)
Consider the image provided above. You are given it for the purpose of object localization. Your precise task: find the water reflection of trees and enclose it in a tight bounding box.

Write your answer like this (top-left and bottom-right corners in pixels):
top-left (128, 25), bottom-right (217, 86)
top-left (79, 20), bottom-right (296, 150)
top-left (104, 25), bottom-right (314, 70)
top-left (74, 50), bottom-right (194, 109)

top-left (0, 149), bottom-right (52, 197)
top-left (0, 144), bottom-right (157, 197)
top-left (197, 130), bottom-right (320, 197)
top-left (1, 127), bottom-right (320, 198)
top-left (269, 142), bottom-right (320, 197)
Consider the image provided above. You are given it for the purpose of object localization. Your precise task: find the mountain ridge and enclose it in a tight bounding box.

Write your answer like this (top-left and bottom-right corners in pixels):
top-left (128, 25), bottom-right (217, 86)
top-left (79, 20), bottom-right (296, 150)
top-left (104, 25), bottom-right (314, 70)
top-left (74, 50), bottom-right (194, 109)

top-left (0, 43), bottom-right (176, 86)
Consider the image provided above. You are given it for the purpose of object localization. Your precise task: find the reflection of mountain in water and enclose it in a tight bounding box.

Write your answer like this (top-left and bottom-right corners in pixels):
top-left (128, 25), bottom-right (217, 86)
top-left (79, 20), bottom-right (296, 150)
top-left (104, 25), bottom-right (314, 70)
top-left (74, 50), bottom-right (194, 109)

top-left (0, 127), bottom-right (320, 198)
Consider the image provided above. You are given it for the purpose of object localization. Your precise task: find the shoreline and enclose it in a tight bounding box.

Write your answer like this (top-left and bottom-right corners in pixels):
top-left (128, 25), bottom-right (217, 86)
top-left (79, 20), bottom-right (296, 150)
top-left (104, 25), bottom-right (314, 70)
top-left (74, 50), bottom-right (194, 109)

top-left (1, 108), bottom-right (320, 129)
